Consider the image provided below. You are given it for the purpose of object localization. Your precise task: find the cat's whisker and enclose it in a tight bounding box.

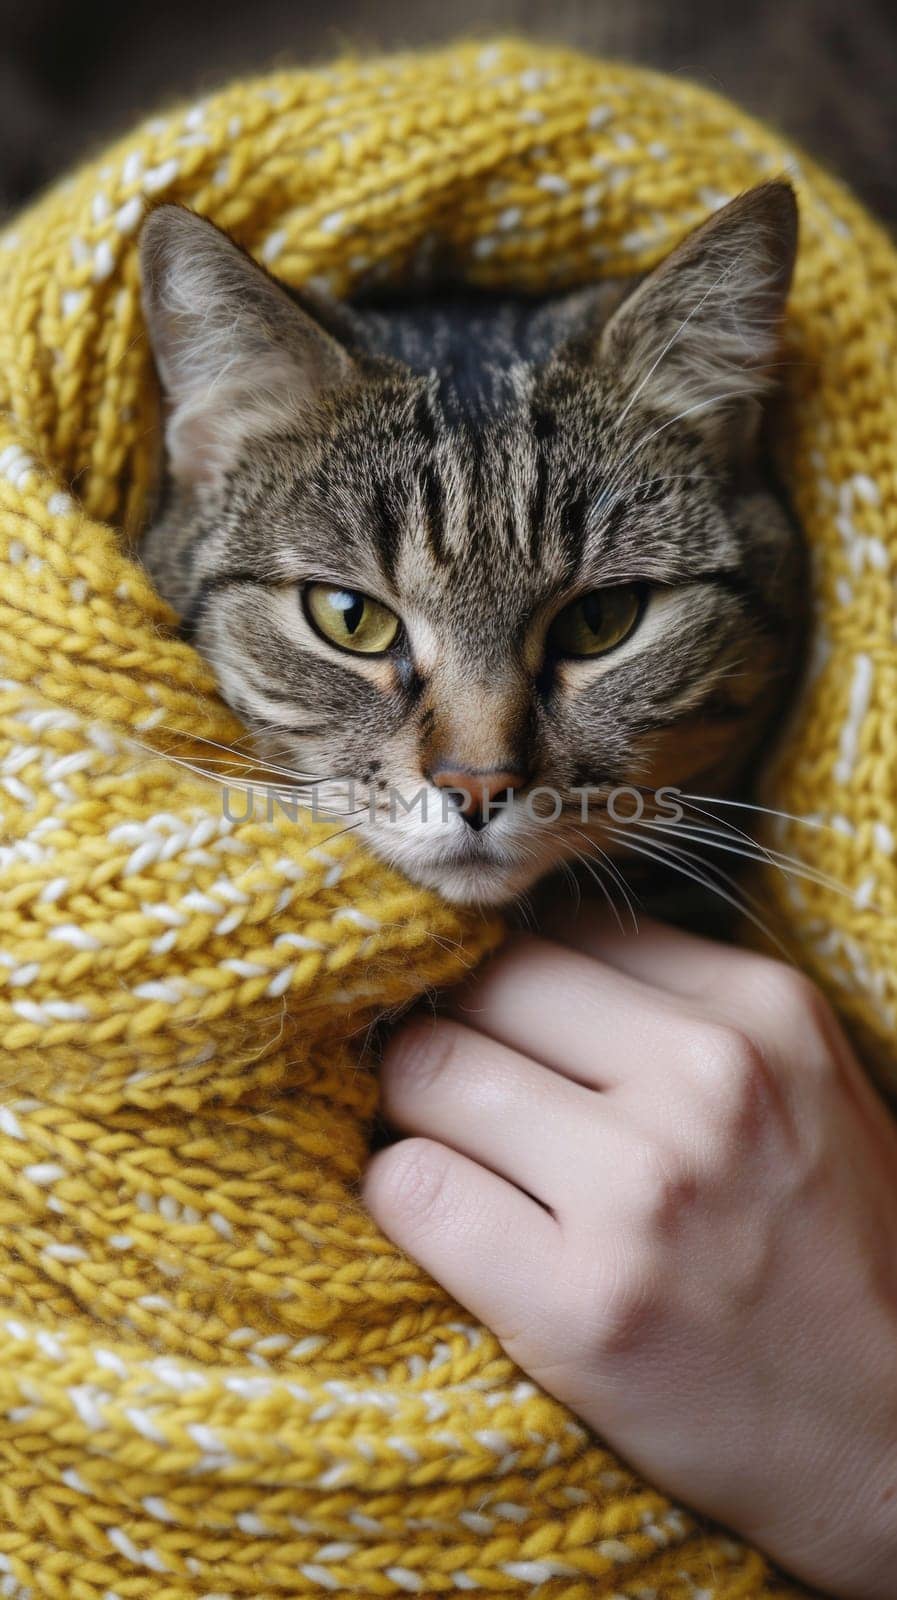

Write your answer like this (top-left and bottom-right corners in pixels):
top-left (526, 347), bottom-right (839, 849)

top-left (678, 790), bottom-right (836, 835)
top-left (133, 728), bottom-right (332, 784)
top-left (566, 823), bottom-right (640, 932)
top-left (176, 707), bottom-right (330, 748)
top-left (606, 822), bottom-right (755, 916)
top-left (636, 815), bottom-right (859, 904)
top-left (624, 784), bottom-right (844, 897)
top-left (557, 858), bottom-right (583, 916)
top-left (249, 742), bottom-right (337, 776)
top-left (511, 882), bottom-right (539, 932)
top-left (563, 844), bottom-right (626, 932)
top-left (604, 823), bottom-right (789, 956)
top-left (671, 797), bottom-right (854, 897)
top-left (315, 815), bottom-right (379, 849)
top-left (671, 792), bottom-right (809, 869)
top-left (128, 741), bottom-right (371, 818)
top-left (551, 825), bottom-right (634, 934)
top-left (155, 753), bottom-right (323, 780)
top-left (634, 823), bottom-right (786, 927)
top-left (132, 750), bottom-right (293, 797)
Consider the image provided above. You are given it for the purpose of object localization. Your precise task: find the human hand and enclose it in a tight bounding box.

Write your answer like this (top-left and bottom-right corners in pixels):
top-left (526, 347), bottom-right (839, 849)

top-left (363, 915), bottom-right (897, 1598)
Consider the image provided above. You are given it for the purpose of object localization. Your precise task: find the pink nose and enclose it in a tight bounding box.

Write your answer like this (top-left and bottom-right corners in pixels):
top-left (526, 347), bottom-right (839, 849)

top-left (429, 766), bottom-right (526, 830)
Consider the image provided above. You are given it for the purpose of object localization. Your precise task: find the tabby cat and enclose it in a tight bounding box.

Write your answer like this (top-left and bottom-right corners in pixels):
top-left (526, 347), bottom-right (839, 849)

top-left (138, 181), bottom-right (803, 906)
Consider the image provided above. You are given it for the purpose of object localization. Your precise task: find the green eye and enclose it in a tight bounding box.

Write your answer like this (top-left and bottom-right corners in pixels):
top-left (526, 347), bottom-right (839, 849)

top-left (304, 583), bottom-right (400, 655)
top-left (548, 584), bottom-right (644, 658)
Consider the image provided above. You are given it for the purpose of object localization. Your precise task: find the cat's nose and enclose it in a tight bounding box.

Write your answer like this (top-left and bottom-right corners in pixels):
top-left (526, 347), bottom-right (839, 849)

top-left (429, 765), bottom-right (527, 832)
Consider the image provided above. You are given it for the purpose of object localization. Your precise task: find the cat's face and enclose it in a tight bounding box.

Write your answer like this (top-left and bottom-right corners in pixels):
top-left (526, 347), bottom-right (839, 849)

top-left (139, 185), bottom-right (803, 906)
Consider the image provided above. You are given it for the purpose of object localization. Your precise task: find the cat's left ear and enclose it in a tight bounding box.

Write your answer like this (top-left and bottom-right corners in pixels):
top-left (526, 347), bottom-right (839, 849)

top-left (593, 181), bottom-right (798, 450)
top-left (140, 205), bottom-right (357, 488)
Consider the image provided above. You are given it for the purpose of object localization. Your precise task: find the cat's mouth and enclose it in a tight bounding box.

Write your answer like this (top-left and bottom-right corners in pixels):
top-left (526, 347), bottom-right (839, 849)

top-left (369, 814), bottom-right (564, 906)
top-left (415, 856), bottom-right (531, 906)
top-left (435, 832), bottom-right (507, 866)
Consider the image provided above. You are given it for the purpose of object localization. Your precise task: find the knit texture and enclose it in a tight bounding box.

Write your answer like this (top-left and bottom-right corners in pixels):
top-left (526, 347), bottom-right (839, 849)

top-left (0, 34), bottom-right (892, 1598)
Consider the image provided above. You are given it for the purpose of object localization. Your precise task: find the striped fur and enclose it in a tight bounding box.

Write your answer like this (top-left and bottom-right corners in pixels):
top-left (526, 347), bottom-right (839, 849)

top-left (139, 184), bottom-right (804, 905)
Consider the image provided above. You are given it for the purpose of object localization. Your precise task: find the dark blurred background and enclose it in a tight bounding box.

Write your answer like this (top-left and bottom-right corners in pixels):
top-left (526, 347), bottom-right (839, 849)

top-left (1, 0), bottom-right (896, 226)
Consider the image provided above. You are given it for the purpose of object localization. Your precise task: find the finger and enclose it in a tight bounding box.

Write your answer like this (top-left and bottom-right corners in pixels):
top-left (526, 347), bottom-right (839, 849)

top-left (363, 1136), bottom-right (560, 1345)
top-left (446, 932), bottom-right (795, 1150)
top-left (538, 907), bottom-right (839, 1103)
top-left (447, 933), bottom-right (692, 1092)
top-left (536, 904), bottom-right (764, 1002)
top-left (380, 1014), bottom-right (611, 1210)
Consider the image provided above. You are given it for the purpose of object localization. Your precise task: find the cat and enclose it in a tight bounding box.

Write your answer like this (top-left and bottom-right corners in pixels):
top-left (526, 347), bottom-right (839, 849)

top-left (138, 181), bottom-right (804, 908)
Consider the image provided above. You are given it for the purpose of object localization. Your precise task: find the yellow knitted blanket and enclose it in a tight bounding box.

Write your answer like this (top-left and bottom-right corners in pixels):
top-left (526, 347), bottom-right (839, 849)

top-left (0, 35), bottom-right (894, 1599)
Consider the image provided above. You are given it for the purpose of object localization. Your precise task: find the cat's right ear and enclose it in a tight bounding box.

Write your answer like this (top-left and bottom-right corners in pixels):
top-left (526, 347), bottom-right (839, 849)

top-left (139, 205), bottom-right (356, 489)
top-left (587, 181), bottom-right (798, 453)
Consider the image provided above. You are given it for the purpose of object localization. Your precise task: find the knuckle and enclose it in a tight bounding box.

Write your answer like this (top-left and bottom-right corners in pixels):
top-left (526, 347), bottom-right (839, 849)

top-left (743, 958), bottom-right (832, 1044)
top-left (697, 1018), bottom-right (765, 1086)
top-left (364, 1138), bottom-right (451, 1231)
top-left (691, 1020), bottom-right (776, 1150)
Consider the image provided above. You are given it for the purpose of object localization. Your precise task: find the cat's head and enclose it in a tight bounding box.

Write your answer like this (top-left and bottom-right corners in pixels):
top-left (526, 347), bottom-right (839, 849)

top-left (139, 183), bottom-right (802, 906)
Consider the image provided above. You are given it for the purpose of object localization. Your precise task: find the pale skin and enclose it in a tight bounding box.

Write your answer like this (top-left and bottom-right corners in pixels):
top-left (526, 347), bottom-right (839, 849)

top-left (363, 914), bottom-right (897, 1599)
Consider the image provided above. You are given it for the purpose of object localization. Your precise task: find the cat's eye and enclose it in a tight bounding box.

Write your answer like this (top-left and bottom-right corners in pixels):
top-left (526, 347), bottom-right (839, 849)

top-left (548, 584), bottom-right (644, 658)
top-left (304, 583), bottom-right (400, 655)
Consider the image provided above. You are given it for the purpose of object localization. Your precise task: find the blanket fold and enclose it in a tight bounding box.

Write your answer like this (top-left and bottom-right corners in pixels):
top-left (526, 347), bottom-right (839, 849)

top-left (0, 34), bottom-right (893, 1598)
